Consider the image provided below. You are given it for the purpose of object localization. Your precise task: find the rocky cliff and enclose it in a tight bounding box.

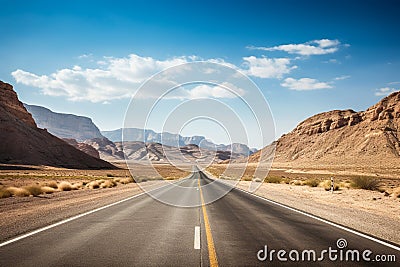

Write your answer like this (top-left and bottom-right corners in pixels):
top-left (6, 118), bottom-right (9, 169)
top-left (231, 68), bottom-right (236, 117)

top-left (0, 81), bottom-right (115, 169)
top-left (248, 91), bottom-right (400, 168)
top-left (24, 104), bottom-right (103, 142)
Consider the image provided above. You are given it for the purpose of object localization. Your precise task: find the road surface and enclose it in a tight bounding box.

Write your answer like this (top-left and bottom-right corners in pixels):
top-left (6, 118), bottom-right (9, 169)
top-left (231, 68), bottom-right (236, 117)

top-left (1, 169), bottom-right (399, 266)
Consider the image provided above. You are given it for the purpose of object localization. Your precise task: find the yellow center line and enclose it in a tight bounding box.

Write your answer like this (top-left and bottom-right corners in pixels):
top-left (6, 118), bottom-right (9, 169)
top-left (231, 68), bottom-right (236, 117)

top-left (198, 176), bottom-right (219, 267)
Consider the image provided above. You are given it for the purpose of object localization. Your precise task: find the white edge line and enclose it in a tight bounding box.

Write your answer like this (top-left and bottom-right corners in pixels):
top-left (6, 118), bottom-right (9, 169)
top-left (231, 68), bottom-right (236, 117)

top-left (212, 176), bottom-right (400, 252)
top-left (0, 180), bottom-right (178, 248)
top-left (194, 226), bottom-right (201, 250)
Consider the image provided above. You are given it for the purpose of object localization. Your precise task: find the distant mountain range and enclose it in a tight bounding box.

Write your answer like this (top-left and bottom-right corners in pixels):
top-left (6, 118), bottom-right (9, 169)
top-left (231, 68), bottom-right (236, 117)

top-left (102, 128), bottom-right (257, 156)
top-left (24, 102), bottom-right (254, 162)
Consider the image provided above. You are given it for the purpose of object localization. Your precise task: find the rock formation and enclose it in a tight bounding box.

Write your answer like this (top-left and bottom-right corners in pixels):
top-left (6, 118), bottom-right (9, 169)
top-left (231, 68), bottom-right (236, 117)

top-left (0, 81), bottom-right (115, 169)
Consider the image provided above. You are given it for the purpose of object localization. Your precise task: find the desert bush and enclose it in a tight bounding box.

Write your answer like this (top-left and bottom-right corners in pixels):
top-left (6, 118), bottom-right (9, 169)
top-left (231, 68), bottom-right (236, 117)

top-left (7, 187), bottom-right (31, 197)
top-left (86, 180), bottom-right (100, 189)
top-left (58, 181), bottom-right (72, 191)
top-left (71, 182), bottom-right (83, 190)
top-left (113, 178), bottom-right (121, 183)
top-left (338, 181), bottom-right (351, 189)
top-left (100, 180), bottom-right (117, 188)
top-left (391, 187), bottom-right (400, 198)
top-left (0, 188), bottom-right (11, 198)
top-left (119, 177), bottom-right (134, 184)
top-left (106, 174), bottom-right (114, 177)
top-left (351, 177), bottom-right (381, 191)
top-left (241, 176), bottom-right (253, 181)
top-left (41, 186), bottom-right (56, 194)
top-left (46, 181), bottom-right (59, 189)
top-left (265, 176), bottom-right (282, 183)
top-left (291, 180), bottom-right (302, 186)
top-left (23, 185), bottom-right (43, 196)
top-left (304, 179), bottom-right (319, 187)
top-left (319, 180), bottom-right (339, 191)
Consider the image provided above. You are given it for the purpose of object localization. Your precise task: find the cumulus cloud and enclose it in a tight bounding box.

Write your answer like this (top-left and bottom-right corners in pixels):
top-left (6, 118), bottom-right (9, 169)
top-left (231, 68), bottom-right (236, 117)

top-left (248, 39), bottom-right (341, 56)
top-left (12, 55), bottom-right (200, 102)
top-left (242, 56), bottom-right (296, 78)
top-left (12, 53), bottom-right (300, 102)
top-left (375, 87), bottom-right (398, 96)
top-left (281, 77), bottom-right (332, 91)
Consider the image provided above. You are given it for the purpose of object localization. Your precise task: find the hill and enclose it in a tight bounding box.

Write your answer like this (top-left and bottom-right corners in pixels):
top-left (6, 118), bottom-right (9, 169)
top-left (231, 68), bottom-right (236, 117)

top-left (0, 81), bottom-right (115, 169)
top-left (248, 91), bottom-right (400, 169)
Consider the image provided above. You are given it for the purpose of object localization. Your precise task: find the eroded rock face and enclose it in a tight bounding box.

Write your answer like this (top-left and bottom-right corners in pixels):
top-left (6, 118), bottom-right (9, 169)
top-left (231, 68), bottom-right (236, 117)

top-left (0, 81), bottom-right (115, 169)
top-left (0, 81), bottom-right (36, 128)
top-left (247, 91), bottom-right (400, 167)
top-left (24, 104), bottom-right (103, 142)
top-left (63, 138), bottom-right (100, 159)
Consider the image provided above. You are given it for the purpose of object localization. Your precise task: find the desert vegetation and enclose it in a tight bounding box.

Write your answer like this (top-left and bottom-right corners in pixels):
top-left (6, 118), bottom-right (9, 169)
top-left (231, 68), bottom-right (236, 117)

top-left (206, 163), bottom-right (400, 197)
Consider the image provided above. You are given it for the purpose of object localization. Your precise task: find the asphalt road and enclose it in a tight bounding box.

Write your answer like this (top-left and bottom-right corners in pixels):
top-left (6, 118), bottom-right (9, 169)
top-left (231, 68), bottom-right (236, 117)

top-left (1, 169), bottom-right (399, 266)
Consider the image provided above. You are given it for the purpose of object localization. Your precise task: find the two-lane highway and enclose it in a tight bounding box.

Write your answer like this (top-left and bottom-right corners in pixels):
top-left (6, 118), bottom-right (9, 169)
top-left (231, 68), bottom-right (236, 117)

top-left (1, 170), bottom-right (399, 266)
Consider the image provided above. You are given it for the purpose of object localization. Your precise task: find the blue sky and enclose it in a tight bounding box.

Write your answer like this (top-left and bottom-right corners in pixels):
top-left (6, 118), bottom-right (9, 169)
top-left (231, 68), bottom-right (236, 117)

top-left (1, 0), bottom-right (399, 148)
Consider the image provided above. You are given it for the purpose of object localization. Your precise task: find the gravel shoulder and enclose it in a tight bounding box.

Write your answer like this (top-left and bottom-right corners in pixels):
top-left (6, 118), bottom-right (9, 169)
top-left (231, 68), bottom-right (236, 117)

top-left (237, 181), bottom-right (400, 245)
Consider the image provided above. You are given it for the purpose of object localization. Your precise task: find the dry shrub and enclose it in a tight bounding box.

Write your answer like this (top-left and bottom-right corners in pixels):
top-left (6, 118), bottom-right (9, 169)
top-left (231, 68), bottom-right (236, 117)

top-left (392, 187), bottom-right (400, 198)
top-left (58, 181), bottom-right (72, 191)
top-left (41, 186), bottom-right (56, 194)
top-left (351, 177), bottom-right (381, 191)
top-left (46, 181), bottom-right (59, 189)
top-left (71, 182), bottom-right (83, 190)
top-left (0, 188), bottom-right (11, 198)
top-left (7, 187), bottom-right (31, 197)
top-left (100, 180), bottom-right (117, 188)
top-left (319, 180), bottom-right (339, 191)
top-left (339, 181), bottom-right (351, 189)
top-left (291, 180), bottom-right (302, 186)
top-left (113, 178), bottom-right (121, 183)
top-left (241, 176), bottom-right (253, 181)
top-left (23, 185), bottom-right (43, 196)
top-left (119, 177), bottom-right (134, 184)
top-left (86, 180), bottom-right (100, 189)
top-left (304, 179), bottom-right (319, 187)
top-left (265, 176), bottom-right (282, 183)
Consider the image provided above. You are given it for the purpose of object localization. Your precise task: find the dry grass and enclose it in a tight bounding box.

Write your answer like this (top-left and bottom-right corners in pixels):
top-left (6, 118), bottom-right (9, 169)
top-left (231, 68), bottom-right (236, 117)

top-left (41, 186), bottom-right (57, 194)
top-left (304, 179), bottom-right (319, 187)
top-left (86, 180), bottom-right (100, 189)
top-left (45, 181), bottom-right (59, 189)
top-left (71, 182), bottom-right (83, 190)
top-left (7, 187), bottom-right (31, 197)
top-left (23, 185), bottom-right (43, 196)
top-left (0, 187), bottom-right (11, 198)
top-left (351, 176), bottom-right (381, 191)
top-left (118, 177), bottom-right (134, 184)
top-left (58, 181), bottom-right (72, 191)
top-left (100, 180), bottom-right (117, 188)
top-left (391, 187), bottom-right (400, 198)
top-left (265, 176), bottom-right (283, 184)
top-left (319, 180), bottom-right (339, 191)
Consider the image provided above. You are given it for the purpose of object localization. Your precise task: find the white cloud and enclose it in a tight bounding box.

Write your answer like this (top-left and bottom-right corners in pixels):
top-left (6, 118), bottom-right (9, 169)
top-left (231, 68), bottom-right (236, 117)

top-left (12, 53), bottom-right (299, 102)
top-left (12, 54), bottom-right (197, 102)
top-left (184, 82), bottom-right (246, 99)
top-left (281, 77), bottom-right (332, 91)
top-left (334, 75), bottom-right (351, 81)
top-left (248, 39), bottom-right (341, 56)
top-left (242, 56), bottom-right (296, 78)
top-left (375, 87), bottom-right (398, 96)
